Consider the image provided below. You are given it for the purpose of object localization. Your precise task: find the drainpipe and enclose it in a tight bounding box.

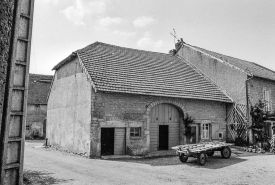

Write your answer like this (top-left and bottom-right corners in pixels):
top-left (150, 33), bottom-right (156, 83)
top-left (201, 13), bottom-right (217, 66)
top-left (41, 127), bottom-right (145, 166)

top-left (246, 74), bottom-right (254, 145)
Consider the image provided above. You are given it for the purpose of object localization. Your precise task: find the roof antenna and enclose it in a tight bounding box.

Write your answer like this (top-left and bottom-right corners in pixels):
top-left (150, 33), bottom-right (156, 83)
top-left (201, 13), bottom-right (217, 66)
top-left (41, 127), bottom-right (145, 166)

top-left (173, 29), bottom-right (177, 43)
top-left (171, 29), bottom-right (179, 43)
top-left (170, 29), bottom-right (180, 44)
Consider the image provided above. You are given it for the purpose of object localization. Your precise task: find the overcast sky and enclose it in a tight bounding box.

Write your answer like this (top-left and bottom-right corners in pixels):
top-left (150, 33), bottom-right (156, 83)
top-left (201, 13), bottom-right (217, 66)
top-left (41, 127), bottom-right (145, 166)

top-left (30, 0), bottom-right (275, 75)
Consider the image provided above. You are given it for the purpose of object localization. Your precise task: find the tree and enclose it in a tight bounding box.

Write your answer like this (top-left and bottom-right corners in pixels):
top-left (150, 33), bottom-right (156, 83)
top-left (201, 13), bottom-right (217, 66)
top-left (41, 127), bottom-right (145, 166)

top-left (249, 100), bottom-right (274, 146)
top-left (183, 114), bottom-right (195, 143)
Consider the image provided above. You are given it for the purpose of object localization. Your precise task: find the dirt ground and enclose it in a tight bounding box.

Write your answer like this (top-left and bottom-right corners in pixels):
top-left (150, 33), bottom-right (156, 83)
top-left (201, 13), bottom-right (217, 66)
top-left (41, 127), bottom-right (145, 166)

top-left (24, 140), bottom-right (275, 185)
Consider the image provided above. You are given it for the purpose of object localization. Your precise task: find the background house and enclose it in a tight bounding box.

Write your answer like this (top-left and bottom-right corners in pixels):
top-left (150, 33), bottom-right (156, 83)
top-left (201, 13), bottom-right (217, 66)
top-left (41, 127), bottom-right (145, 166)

top-left (175, 40), bottom-right (275, 142)
top-left (47, 42), bottom-right (232, 157)
top-left (26, 74), bottom-right (53, 139)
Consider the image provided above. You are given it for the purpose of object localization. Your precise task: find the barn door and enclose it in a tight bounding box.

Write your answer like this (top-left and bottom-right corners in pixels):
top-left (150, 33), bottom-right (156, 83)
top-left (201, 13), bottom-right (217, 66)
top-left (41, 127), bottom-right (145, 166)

top-left (149, 104), bottom-right (180, 151)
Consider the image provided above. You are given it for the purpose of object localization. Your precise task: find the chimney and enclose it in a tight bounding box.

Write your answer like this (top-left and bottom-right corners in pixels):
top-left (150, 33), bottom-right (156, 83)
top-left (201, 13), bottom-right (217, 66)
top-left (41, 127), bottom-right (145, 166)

top-left (175, 38), bottom-right (186, 51)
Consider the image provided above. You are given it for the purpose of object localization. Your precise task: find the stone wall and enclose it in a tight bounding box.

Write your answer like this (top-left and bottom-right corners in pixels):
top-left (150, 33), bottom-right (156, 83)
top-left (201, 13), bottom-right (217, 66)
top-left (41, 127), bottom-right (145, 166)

top-left (47, 58), bottom-right (92, 156)
top-left (0, 0), bottom-right (15, 132)
top-left (25, 104), bottom-right (47, 138)
top-left (90, 91), bottom-right (228, 157)
top-left (248, 77), bottom-right (275, 111)
top-left (177, 45), bottom-right (248, 105)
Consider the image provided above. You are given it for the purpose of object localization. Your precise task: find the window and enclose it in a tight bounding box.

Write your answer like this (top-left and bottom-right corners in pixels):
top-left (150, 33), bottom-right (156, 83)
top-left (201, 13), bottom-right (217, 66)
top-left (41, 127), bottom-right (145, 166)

top-left (130, 127), bottom-right (141, 137)
top-left (263, 90), bottom-right (271, 112)
top-left (202, 123), bottom-right (209, 139)
top-left (264, 121), bottom-right (275, 137)
top-left (26, 125), bottom-right (30, 130)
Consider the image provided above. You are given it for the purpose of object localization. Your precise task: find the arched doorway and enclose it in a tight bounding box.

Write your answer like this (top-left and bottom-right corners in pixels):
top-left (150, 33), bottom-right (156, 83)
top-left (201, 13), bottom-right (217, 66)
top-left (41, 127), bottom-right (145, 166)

top-left (149, 103), bottom-right (181, 151)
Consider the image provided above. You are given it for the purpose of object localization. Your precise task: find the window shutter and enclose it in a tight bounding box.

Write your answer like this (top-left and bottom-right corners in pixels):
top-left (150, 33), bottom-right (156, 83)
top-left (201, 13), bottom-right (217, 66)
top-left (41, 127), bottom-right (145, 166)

top-left (211, 124), bottom-right (219, 140)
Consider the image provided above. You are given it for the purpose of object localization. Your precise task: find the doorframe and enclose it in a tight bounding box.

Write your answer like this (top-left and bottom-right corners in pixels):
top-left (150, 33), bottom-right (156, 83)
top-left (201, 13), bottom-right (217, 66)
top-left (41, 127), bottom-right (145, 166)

top-left (145, 100), bottom-right (185, 152)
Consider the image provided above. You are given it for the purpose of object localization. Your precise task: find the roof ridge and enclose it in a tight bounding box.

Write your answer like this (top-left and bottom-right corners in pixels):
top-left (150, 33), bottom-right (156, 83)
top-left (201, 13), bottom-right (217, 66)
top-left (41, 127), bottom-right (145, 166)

top-left (77, 41), bottom-right (172, 57)
top-left (177, 55), bottom-right (233, 102)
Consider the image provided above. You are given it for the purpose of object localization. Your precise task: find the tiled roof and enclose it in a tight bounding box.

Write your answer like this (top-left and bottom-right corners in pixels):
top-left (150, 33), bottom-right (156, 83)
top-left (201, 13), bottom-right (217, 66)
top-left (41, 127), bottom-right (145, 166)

top-left (54, 42), bottom-right (232, 103)
top-left (28, 74), bottom-right (53, 104)
top-left (191, 45), bottom-right (275, 81)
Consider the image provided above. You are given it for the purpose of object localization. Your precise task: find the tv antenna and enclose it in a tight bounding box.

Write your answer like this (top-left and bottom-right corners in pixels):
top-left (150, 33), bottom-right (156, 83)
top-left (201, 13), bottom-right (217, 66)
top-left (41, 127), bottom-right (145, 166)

top-left (170, 29), bottom-right (179, 43)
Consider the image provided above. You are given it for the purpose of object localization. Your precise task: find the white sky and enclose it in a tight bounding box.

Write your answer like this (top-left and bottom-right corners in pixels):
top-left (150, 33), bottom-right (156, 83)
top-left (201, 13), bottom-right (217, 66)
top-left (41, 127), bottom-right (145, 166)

top-left (30, 0), bottom-right (275, 75)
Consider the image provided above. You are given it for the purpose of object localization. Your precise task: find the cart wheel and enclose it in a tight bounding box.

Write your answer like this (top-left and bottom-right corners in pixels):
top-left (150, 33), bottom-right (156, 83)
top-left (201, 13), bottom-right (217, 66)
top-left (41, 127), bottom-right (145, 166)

top-left (179, 154), bottom-right (188, 163)
top-left (221, 147), bottom-right (231, 159)
top-left (207, 151), bottom-right (215, 156)
top-left (197, 152), bottom-right (206, 166)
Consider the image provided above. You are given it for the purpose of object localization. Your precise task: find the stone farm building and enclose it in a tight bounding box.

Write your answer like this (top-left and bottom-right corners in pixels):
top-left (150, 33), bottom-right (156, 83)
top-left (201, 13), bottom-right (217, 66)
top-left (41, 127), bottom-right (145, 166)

top-left (47, 42), bottom-right (233, 157)
top-left (175, 40), bottom-right (275, 142)
top-left (26, 74), bottom-right (53, 139)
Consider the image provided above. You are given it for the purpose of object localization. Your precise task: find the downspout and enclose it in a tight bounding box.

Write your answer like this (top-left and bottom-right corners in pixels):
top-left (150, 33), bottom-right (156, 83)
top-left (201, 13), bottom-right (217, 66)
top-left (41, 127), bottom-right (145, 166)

top-left (246, 74), bottom-right (254, 122)
top-left (246, 74), bottom-right (254, 144)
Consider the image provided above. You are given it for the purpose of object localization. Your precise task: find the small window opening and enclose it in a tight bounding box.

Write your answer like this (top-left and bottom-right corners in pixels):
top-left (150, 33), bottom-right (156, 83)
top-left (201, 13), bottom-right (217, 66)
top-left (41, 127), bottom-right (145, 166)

top-left (130, 127), bottom-right (141, 137)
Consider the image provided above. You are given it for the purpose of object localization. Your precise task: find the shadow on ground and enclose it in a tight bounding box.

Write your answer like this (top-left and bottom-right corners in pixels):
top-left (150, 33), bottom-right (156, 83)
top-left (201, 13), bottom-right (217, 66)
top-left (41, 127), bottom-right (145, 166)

top-left (110, 150), bottom-right (275, 169)
top-left (23, 170), bottom-right (73, 185)
top-left (110, 153), bottom-right (251, 169)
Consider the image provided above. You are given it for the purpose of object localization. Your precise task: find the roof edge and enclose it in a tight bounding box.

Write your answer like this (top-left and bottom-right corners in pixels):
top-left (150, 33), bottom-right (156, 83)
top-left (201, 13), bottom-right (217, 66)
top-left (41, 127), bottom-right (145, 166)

top-left (52, 53), bottom-right (77, 70)
top-left (179, 43), bottom-right (253, 77)
top-left (177, 55), bottom-right (234, 103)
top-left (96, 89), bottom-right (233, 103)
top-left (76, 52), bottom-right (97, 92)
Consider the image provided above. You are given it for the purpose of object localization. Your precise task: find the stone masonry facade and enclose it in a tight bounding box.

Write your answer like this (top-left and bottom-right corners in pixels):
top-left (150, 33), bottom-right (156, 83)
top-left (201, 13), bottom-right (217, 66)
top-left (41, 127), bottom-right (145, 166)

top-left (90, 90), bottom-right (228, 157)
top-left (248, 77), bottom-right (275, 112)
top-left (0, 0), bottom-right (15, 130)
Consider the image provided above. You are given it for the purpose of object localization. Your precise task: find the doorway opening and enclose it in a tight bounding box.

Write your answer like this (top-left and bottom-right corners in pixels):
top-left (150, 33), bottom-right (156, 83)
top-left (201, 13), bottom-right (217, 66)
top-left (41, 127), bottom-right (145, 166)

top-left (101, 128), bottom-right (114, 155)
top-left (159, 125), bottom-right (169, 150)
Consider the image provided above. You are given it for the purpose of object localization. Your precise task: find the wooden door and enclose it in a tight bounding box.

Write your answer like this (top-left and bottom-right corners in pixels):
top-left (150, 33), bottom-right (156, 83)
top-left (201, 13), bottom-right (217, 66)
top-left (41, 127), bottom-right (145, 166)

top-left (114, 128), bottom-right (126, 155)
top-left (150, 104), bottom-right (180, 151)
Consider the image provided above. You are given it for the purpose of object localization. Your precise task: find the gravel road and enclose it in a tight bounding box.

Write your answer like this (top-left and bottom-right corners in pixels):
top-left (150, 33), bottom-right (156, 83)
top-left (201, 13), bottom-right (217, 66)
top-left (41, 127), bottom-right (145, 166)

top-left (24, 140), bottom-right (275, 185)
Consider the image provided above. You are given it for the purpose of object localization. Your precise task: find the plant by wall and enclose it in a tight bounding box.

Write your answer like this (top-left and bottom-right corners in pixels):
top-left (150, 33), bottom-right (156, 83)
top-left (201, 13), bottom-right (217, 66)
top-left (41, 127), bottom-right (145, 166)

top-left (249, 100), bottom-right (273, 144)
top-left (183, 114), bottom-right (195, 143)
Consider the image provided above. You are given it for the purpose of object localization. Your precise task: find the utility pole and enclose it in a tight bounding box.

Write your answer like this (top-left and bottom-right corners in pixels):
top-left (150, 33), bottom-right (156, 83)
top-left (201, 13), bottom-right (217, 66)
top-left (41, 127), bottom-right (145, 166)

top-left (0, 0), bottom-right (34, 184)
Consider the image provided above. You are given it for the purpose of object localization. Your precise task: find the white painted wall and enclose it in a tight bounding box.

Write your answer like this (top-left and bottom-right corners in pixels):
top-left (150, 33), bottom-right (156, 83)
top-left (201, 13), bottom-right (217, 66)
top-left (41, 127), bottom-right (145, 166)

top-left (47, 58), bottom-right (91, 156)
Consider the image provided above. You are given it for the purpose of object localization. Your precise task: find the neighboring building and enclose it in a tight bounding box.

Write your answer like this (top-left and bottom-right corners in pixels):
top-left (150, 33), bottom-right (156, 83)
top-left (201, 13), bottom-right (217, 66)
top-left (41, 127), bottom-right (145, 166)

top-left (175, 39), bottom-right (275, 142)
top-left (47, 42), bottom-right (232, 157)
top-left (26, 74), bottom-right (53, 139)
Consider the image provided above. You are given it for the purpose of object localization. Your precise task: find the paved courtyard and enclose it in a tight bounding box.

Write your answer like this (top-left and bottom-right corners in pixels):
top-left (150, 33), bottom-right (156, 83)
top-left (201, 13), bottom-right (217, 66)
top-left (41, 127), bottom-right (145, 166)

top-left (24, 140), bottom-right (275, 185)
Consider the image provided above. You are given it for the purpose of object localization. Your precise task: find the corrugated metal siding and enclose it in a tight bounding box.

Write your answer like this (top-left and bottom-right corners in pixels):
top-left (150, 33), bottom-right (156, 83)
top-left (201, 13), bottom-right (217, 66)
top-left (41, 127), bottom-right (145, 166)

top-left (150, 104), bottom-right (180, 151)
top-left (114, 128), bottom-right (125, 155)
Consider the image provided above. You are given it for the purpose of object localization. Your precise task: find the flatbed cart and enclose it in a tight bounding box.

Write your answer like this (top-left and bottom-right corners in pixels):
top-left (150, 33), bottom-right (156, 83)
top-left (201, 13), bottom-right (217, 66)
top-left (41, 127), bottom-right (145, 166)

top-left (171, 141), bottom-right (232, 166)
